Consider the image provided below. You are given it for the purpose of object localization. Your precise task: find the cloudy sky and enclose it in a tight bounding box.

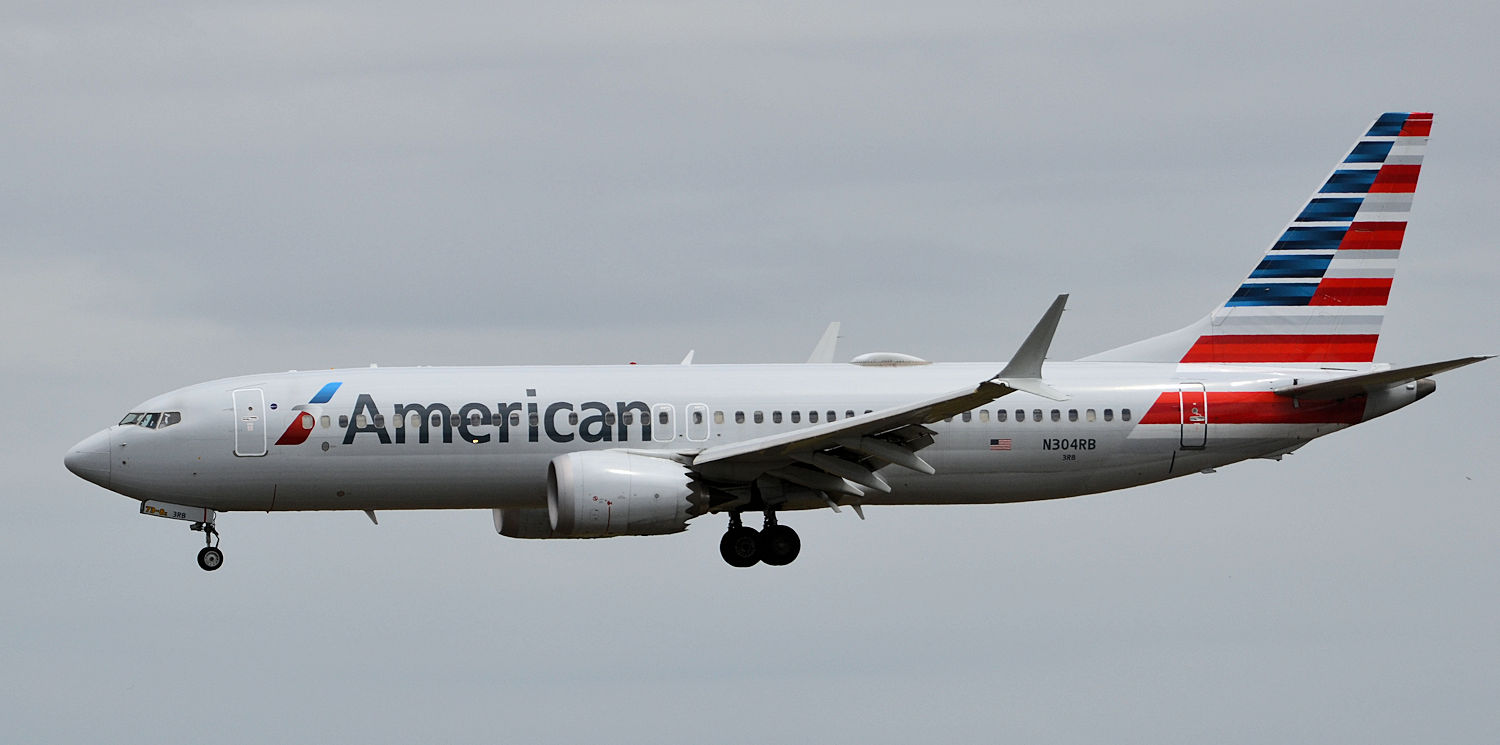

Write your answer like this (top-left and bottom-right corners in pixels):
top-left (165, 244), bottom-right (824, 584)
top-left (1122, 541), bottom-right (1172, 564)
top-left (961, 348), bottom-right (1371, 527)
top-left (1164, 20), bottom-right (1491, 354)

top-left (5, 2), bottom-right (1498, 742)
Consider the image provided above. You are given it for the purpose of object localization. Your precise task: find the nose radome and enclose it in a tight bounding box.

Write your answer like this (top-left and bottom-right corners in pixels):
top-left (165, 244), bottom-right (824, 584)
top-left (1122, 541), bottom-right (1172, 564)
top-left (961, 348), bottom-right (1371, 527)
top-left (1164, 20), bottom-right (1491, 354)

top-left (64, 429), bottom-right (111, 489)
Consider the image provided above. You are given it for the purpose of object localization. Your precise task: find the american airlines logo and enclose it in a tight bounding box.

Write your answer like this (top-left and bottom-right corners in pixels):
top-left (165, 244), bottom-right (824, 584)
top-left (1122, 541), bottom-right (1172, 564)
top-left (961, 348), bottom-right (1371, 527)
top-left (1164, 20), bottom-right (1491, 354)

top-left (274, 382), bottom-right (343, 446)
top-left (340, 393), bottom-right (659, 446)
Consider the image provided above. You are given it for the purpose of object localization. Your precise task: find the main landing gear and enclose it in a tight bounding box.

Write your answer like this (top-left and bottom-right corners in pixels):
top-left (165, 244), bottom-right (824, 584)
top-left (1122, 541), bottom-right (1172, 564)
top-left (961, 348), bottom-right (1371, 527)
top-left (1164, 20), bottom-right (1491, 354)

top-left (191, 520), bottom-right (223, 571)
top-left (719, 510), bottom-right (801, 568)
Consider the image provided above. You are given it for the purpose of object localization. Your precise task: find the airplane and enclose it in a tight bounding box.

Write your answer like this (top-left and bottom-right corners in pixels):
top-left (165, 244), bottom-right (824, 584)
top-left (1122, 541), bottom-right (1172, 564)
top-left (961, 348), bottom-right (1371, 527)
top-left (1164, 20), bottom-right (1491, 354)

top-left (64, 112), bottom-right (1489, 571)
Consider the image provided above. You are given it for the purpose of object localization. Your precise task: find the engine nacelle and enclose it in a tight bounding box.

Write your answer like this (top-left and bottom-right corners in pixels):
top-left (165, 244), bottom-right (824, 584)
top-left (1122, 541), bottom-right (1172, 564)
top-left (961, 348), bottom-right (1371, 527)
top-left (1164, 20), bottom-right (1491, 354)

top-left (547, 451), bottom-right (697, 538)
top-left (492, 507), bottom-right (557, 539)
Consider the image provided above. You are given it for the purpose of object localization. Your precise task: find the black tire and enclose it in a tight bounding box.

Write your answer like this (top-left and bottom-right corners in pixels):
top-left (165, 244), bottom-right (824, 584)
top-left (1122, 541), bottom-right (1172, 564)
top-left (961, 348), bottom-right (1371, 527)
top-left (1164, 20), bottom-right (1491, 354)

top-left (758, 524), bottom-right (801, 566)
top-left (197, 546), bottom-right (224, 572)
top-left (719, 527), bottom-right (761, 567)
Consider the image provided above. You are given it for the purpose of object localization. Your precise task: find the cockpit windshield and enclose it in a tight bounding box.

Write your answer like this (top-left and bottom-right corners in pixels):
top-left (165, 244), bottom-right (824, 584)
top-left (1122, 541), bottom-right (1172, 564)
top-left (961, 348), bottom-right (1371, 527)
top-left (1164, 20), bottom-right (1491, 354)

top-left (120, 411), bottom-right (182, 429)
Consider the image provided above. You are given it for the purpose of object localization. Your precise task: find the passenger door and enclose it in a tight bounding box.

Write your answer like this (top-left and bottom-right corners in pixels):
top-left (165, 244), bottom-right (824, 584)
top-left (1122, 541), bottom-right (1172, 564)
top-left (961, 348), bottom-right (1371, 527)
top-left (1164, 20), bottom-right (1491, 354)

top-left (233, 388), bottom-right (268, 457)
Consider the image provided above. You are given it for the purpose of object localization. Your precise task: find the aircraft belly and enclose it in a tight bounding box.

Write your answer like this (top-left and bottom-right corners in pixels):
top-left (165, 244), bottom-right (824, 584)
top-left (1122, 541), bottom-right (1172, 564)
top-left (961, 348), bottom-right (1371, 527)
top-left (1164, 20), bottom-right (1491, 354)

top-left (264, 452), bottom-right (548, 510)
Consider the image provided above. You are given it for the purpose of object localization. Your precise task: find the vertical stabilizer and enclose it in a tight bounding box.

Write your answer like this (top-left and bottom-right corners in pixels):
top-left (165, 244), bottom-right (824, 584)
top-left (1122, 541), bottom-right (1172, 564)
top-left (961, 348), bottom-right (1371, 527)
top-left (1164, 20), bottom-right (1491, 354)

top-left (1087, 112), bottom-right (1430, 364)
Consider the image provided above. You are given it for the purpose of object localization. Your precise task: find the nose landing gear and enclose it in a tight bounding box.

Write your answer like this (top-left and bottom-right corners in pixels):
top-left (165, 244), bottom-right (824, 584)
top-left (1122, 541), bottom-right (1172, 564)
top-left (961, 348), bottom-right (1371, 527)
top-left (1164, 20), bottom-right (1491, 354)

top-left (718, 510), bottom-right (801, 568)
top-left (191, 521), bottom-right (222, 571)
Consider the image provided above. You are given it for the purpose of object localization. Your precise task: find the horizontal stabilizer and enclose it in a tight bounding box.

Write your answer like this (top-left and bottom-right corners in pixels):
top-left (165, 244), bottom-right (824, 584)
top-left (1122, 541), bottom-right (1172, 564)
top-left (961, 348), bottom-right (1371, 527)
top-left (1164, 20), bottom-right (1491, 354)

top-left (1275, 355), bottom-right (1491, 399)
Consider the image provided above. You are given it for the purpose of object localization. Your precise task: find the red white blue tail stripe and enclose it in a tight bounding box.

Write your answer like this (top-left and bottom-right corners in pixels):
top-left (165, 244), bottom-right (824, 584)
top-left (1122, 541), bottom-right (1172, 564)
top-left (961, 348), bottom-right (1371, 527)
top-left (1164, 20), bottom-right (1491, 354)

top-left (1180, 112), bottom-right (1430, 364)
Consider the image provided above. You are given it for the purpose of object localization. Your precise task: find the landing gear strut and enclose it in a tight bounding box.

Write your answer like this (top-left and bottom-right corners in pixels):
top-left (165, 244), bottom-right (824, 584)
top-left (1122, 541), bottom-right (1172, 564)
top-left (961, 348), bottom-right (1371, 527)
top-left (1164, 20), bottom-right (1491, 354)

top-left (718, 510), bottom-right (800, 568)
top-left (191, 520), bottom-right (223, 572)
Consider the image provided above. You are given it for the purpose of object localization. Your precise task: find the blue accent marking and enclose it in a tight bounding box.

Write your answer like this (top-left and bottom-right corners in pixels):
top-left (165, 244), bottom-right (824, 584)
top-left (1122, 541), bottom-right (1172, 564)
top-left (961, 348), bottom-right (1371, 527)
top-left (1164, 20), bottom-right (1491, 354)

top-left (1346, 141), bottom-right (1393, 163)
top-left (1296, 197), bottom-right (1362, 222)
top-left (1320, 169), bottom-right (1378, 194)
top-left (1272, 226), bottom-right (1347, 251)
top-left (1226, 283), bottom-right (1318, 307)
top-left (1249, 254), bottom-right (1335, 279)
top-left (309, 382), bottom-right (343, 404)
top-left (1366, 113), bottom-right (1408, 137)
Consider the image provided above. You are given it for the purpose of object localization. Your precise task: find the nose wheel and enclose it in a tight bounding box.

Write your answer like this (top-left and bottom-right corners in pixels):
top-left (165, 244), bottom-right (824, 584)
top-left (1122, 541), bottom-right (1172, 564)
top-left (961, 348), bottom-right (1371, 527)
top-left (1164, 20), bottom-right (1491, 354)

top-left (718, 510), bottom-right (800, 568)
top-left (191, 521), bottom-right (223, 572)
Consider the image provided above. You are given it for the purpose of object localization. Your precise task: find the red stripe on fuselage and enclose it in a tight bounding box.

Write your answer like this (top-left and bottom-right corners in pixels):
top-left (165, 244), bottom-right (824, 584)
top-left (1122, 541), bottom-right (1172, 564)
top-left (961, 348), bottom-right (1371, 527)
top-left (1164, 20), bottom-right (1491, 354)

top-left (1180, 334), bottom-right (1379, 363)
top-left (1368, 164), bottom-right (1421, 193)
top-left (1140, 391), bottom-right (1366, 426)
top-left (1338, 222), bottom-right (1406, 251)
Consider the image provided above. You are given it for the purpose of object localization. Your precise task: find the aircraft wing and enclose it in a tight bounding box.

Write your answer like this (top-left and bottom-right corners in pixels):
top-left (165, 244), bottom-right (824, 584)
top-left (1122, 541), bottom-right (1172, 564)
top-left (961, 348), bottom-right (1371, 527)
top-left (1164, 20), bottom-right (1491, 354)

top-left (689, 295), bottom-right (1069, 502)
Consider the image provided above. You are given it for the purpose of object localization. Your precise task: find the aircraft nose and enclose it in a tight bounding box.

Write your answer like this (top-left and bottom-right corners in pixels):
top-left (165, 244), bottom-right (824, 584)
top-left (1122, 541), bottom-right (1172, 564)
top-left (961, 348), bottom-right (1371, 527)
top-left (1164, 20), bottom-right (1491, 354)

top-left (64, 429), bottom-right (111, 489)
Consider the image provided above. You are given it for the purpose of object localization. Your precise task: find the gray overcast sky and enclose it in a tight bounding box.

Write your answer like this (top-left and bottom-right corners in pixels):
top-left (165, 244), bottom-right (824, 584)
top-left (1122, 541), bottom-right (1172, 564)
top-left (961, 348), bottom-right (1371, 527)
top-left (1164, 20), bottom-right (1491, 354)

top-left (4, 2), bottom-right (1498, 743)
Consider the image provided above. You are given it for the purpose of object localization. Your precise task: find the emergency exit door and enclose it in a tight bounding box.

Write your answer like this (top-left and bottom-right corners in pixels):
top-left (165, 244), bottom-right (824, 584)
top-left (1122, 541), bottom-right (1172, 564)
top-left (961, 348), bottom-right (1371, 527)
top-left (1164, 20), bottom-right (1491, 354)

top-left (1179, 383), bottom-right (1207, 449)
top-left (233, 388), bottom-right (268, 457)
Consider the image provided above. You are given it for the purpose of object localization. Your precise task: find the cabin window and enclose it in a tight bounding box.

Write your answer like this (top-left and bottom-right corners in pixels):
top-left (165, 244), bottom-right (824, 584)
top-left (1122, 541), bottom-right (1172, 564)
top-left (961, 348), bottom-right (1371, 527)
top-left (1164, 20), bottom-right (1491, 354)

top-left (753, 411), bottom-right (764, 424)
top-left (373, 415), bottom-right (385, 428)
top-left (321, 415), bottom-right (332, 429)
top-left (606, 412), bottom-right (617, 426)
top-left (299, 413), bottom-right (314, 429)
top-left (979, 410), bottom-right (990, 423)
top-left (469, 413), bottom-right (482, 427)
top-left (1050, 410), bottom-right (1060, 422)
top-left (791, 411), bottom-right (801, 424)
top-left (450, 414), bottom-right (461, 427)
top-left (997, 409), bottom-right (1008, 422)
top-left (160, 411), bottom-right (183, 428)
top-left (659, 410), bottom-right (670, 425)
top-left (567, 412), bottom-right (579, 426)
top-left (356, 414), bottom-right (368, 428)
top-left (845, 410), bottom-right (855, 419)
top-left (622, 412), bottom-right (633, 426)
top-left (944, 416), bottom-right (953, 423)
top-left (1031, 409), bottom-right (1042, 422)
top-left (339, 415), bottom-right (349, 428)
top-left (1103, 409), bottom-right (1114, 422)
top-left (138, 412), bottom-right (159, 428)
top-left (1086, 409), bottom-right (1096, 422)
top-left (735, 411), bottom-right (745, 424)
top-left (809, 411), bottom-right (820, 423)
top-left (692, 410), bottom-right (704, 425)
top-left (1122, 408), bottom-right (1132, 422)
top-left (511, 413), bottom-right (522, 426)
top-left (826, 411), bottom-right (836, 422)
top-left (961, 412), bottom-right (972, 423)
top-left (772, 411), bottom-right (782, 424)
top-left (1068, 409), bottom-right (1078, 422)
top-left (119, 412), bottom-right (143, 426)
top-left (529, 413), bottom-right (539, 428)
top-left (713, 411), bottom-right (724, 425)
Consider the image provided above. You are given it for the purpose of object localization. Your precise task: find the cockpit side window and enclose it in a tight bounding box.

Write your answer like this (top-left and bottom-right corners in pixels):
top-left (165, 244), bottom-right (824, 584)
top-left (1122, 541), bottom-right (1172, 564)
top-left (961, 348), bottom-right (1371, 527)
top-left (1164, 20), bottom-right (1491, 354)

top-left (159, 411), bottom-right (183, 428)
top-left (119, 412), bottom-right (143, 426)
top-left (138, 412), bottom-right (160, 429)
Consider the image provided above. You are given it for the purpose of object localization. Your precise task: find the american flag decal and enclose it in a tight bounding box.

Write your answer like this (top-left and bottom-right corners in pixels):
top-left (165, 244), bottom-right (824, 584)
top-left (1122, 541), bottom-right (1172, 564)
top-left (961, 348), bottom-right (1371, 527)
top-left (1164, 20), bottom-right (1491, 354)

top-left (990, 438), bottom-right (1012, 451)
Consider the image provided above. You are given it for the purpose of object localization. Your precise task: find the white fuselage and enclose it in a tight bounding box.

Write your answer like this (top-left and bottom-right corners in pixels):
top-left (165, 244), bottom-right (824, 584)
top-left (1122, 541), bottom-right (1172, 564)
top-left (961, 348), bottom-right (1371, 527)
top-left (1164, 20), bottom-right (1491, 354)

top-left (72, 360), bottom-right (1418, 515)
